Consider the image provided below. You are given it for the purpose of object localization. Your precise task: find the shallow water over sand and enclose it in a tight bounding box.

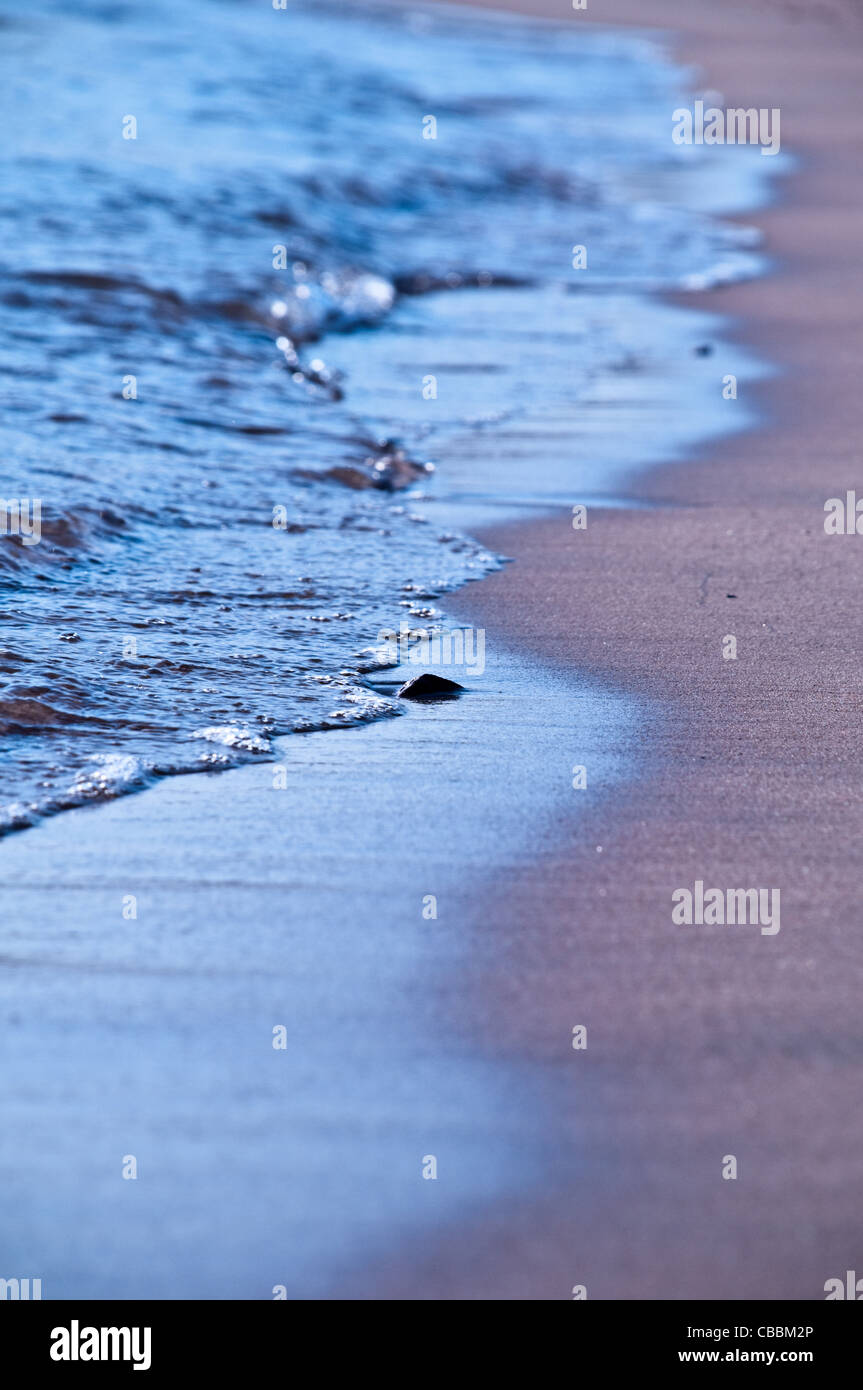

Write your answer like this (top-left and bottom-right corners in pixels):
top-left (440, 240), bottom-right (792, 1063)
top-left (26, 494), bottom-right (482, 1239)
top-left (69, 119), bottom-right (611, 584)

top-left (0, 638), bottom-right (644, 1296)
top-left (0, 0), bottom-right (787, 1298)
top-left (0, 0), bottom-right (774, 833)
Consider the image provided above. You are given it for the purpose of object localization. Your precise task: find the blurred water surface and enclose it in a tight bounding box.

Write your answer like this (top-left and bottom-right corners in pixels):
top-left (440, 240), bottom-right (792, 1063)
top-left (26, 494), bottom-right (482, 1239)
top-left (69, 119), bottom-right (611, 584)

top-left (0, 0), bottom-right (770, 830)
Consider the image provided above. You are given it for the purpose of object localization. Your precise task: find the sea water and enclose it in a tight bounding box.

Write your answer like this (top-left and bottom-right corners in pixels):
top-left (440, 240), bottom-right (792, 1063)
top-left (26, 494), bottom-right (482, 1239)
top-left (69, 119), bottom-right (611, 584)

top-left (0, 0), bottom-right (779, 832)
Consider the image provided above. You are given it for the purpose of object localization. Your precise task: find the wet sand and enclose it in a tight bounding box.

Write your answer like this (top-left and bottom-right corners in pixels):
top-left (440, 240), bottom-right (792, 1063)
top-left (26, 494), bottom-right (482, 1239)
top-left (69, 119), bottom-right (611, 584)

top-left (348, 0), bottom-right (863, 1297)
top-left (3, 0), bottom-right (861, 1301)
top-left (0, 630), bottom-right (647, 1297)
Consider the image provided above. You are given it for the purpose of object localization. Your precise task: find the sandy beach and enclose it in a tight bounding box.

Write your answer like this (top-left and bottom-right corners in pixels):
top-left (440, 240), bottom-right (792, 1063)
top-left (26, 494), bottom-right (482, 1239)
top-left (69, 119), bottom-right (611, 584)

top-left (350, 0), bottom-right (863, 1298)
top-left (2, 0), bottom-right (861, 1303)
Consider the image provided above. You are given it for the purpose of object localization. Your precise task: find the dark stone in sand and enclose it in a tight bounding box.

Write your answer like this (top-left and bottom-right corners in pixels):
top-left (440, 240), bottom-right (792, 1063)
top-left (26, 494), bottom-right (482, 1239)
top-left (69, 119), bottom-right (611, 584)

top-left (398, 673), bottom-right (465, 700)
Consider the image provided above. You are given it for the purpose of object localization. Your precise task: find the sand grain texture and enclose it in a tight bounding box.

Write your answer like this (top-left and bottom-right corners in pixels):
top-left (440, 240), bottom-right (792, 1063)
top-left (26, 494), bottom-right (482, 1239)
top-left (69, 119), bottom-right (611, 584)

top-left (355, 0), bottom-right (863, 1299)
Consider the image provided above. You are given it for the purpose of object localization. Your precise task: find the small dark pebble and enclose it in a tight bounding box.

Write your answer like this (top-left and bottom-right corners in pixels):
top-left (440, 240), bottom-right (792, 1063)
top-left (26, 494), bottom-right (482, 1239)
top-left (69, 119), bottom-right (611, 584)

top-left (398, 673), bottom-right (465, 700)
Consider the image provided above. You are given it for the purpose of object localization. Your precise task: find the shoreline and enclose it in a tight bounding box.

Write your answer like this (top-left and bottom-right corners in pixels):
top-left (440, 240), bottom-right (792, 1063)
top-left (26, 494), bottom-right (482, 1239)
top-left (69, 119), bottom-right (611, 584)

top-left (0, 609), bottom-right (647, 1297)
top-left (344, 0), bottom-right (863, 1298)
top-left (2, 0), bottom-right (860, 1300)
